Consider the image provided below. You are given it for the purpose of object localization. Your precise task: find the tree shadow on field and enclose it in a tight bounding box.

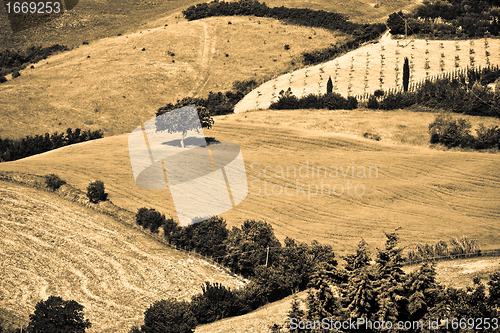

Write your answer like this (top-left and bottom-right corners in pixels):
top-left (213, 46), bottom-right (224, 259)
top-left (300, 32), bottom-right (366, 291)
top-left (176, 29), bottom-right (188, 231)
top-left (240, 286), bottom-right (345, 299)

top-left (161, 136), bottom-right (220, 147)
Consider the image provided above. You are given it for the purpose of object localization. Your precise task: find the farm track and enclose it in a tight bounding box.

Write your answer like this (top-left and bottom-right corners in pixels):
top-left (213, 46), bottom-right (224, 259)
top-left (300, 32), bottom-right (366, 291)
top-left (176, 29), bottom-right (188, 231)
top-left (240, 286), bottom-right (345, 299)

top-left (0, 183), bottom-right (245, 332)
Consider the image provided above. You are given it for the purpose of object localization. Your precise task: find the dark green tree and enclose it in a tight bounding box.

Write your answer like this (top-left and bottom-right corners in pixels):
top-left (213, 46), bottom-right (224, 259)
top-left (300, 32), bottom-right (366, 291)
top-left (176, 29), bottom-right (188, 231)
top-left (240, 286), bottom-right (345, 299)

top-left (189, 282), bottom-right (242, 324)
top-left (141, 299), bottom-right (196, 333)
top-left (86, 180), bottom-right (108, 204)
top-left (387, 11), bottom-right (406, 35)
top-left (326, 76), bottom-right (333, 94)
top-left (403, 57), bottom-right (410, 92)
top-left (27, 296), bottom-right (91, 333)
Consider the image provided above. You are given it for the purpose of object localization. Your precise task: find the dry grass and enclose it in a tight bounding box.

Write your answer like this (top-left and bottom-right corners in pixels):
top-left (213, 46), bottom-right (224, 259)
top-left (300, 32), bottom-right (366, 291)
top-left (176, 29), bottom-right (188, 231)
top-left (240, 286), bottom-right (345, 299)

top-left (235, 35), bottom-right (500, 112)
top-left (1, 109), bottom-right (499, 257)
top-left (0, 182), bottom-right (245, 332)
top-left (0, 16), bottom-right (346, 140)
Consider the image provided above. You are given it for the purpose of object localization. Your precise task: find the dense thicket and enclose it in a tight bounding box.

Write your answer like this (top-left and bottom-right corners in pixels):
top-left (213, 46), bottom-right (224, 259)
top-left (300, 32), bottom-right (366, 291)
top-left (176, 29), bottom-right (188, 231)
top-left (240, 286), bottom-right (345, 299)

top-left (370, 66), bottom-right (500, 118)
top-left (269, 88), bottom-right (357, 110)
top-left (0, 45), bottom-right (68, 78)
top-left (0, 128), bottom-right (103, 162)
top-left (387, 1), bottom-right (500, 37)
top-left (183, 0), bottom-right (386, 65)
top-left (289, 234), bottom-right (500, 333)
top-left (156, 79), bottom-right (258, 117)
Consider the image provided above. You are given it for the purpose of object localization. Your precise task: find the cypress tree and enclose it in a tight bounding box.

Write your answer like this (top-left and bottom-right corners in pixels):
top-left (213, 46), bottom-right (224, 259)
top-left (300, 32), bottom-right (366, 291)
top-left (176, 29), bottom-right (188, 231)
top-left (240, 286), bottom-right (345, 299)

top-left (326, 76), bottom-right (333, 94)
top-left (403, 57), bottom-right (410, 92)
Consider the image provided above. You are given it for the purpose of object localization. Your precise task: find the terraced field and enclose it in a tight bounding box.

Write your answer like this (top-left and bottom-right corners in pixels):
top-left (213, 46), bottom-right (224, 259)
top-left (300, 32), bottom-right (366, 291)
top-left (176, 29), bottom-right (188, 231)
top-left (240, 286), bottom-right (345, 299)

top-left (0, 183), bottom-right (245, 332)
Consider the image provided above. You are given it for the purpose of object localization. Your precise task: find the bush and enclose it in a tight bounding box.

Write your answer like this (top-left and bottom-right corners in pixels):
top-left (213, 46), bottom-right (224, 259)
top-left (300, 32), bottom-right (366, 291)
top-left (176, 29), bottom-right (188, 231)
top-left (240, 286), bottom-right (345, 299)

top-left (136, 208), bottom-right (168, 233)
top-left (367, 96), bottom-right (379, 109)
top-left (474, 123), bottom-right (500, 149)
top-left (428, 113), bottom-right (474, 148)
top-left (190, 282), bottom-right (243, 324)
top-left (141, 299), bottom-right (196, 333)
top-left (0, 76), bottom-right (6, 83)
top-left (86, 180), bottom-right (108, 204)
top-left (45, 174), bottom-right (66, 191)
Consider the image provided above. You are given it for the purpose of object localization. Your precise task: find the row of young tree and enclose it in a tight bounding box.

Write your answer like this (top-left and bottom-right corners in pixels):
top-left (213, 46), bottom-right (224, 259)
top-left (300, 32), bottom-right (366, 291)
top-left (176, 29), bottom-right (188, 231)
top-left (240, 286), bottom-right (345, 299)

top-left (0, 128), bottom-right (103, 162)
top-left (285, 234), bottom-right (500, 333)
top-left (387, 0), bottom-right (500, 38)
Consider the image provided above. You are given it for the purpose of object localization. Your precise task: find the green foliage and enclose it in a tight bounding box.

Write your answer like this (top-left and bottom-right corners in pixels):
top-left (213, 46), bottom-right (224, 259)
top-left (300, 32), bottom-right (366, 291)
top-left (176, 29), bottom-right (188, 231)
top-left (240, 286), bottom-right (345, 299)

top-left (135, 208), bottom-right (169, 233)
top-left (141, 299), bottom-right (196, 333)
top-left (27, 296), bottom-right (91, 333)
top-left (189, 282), bottom-right (243, 324)
top-left (326, 76), bottom-right (333, 94)
top-left (86, 180), bottom-right (108, 204)
top-left (366, 95), bottom-right (379, 109)
top-left (403, 57), bottom-right (410, 92)
top-left (0, 128), bottom-right (103, 163)
top-left (387, 11), bottom-right (405, 35)
top-left (0, 45), bottom-right (68, 77)
top-left (270, 89), bottom-right (355, 110)
top-left (428, 113), bottom-right (474, 148)
top-left (44, 174), bottom-right (66, 191)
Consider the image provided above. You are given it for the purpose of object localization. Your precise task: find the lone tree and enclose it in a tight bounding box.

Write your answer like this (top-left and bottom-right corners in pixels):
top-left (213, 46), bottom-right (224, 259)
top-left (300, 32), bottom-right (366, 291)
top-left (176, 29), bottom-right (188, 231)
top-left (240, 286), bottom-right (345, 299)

top-left (86, 180), bottom-right (108, 204)
top-left (27, 296), bottom-right (91, 333)
top-left (155, 103), bottom-right (214, 148)
top-left (403, 57), bottom-right (410, 92)
top-left (326, 76), bottom-right (333, 94)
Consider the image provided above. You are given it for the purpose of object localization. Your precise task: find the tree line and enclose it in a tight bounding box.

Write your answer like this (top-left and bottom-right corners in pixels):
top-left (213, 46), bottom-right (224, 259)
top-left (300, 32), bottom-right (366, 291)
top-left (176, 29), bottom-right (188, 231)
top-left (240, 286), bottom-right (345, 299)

top-left (387, 0), bottom-right (500, 38)
top-left (0, 128), bottom-right (103, 162)
top-left (182, 0), bottom-right (386, 65)
top-left (285, 234), bottom-right (500, 333)
top-left (0, 44), bottom-right (68, 79)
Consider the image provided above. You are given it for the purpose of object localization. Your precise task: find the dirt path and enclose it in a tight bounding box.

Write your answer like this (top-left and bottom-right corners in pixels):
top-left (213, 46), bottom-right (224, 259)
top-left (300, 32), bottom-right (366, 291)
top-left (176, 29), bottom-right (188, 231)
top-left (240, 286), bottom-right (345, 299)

top-left (190, 20), bottom-right (218, 98)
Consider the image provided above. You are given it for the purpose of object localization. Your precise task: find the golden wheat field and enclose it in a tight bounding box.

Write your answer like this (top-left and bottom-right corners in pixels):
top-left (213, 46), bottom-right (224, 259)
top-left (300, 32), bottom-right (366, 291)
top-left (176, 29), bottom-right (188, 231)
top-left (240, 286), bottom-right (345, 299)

top-left (0, 182), bottom-right (245, 332)
top-left (1, 109), bottom-right (499, 257)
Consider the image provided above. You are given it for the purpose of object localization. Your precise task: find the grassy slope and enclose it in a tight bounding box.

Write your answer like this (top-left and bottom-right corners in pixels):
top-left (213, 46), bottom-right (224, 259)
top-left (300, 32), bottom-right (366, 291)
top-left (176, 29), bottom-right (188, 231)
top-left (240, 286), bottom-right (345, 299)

top-left (0, 182), bottom-right (245, 332)
top-left (1, 109), bottom-right (499, 257)
top-left (0, 0), bottom-right (200, 52)
top-left (196, 257), bottom-right (500, 333)
top-left (0, 16), bottom-right (346, 139)
top-left (235, 35), bottom-right (500, 112)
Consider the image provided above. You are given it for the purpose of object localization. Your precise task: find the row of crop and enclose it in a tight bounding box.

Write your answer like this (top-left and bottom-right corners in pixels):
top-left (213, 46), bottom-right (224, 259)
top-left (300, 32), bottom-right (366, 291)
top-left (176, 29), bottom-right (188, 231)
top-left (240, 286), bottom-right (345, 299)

top-left (405, 236), bottom-right (480, 264)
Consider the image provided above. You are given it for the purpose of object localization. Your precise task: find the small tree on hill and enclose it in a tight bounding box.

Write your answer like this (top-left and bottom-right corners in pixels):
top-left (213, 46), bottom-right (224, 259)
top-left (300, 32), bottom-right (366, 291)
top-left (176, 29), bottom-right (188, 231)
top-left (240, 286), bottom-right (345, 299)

top-left (27, 296), bottom-right (91, 333)
top-left (326, 76), bottom-right (333, 94)
top-left (156, 104), bottom-right (213, 148)
top-left (86, 180), bottom-right (108, 204)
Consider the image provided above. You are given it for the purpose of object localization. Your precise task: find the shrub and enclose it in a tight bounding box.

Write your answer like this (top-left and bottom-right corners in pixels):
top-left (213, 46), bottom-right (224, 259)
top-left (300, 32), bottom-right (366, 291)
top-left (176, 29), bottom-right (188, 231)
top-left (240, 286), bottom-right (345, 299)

top-left (190, 282), bottom-right (243, 324)
top-left (135, 208), bottom-right (167, 233)
top-left (45, 174), bottom-right (66, 191)
top-left (428, 113), bottom-right (474, 148)
top-left (12, 71), bottom-right (20, 78)
top-left (86, 180), bottom-right (108, 204)
top-left (141, 299), bottom-right (196, 333)
top-left (367, 95), bottom-right (379, 109)
top-left (474, 123), bottom-right (500, 149)
top-left (0, 76), bottom-right (6, 83)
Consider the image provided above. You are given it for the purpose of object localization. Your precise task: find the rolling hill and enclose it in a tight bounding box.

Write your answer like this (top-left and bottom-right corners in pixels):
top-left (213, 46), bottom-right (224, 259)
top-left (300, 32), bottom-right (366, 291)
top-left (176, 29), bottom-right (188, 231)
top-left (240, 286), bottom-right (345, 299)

top-left (235, 34), bottom-right (500, 112)
top-left (1, 109), bottom-right (499, 257)
top-left (0, 16), bottom-right (347, 140)
top-left (0, 181), bottom-right (245, 332)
